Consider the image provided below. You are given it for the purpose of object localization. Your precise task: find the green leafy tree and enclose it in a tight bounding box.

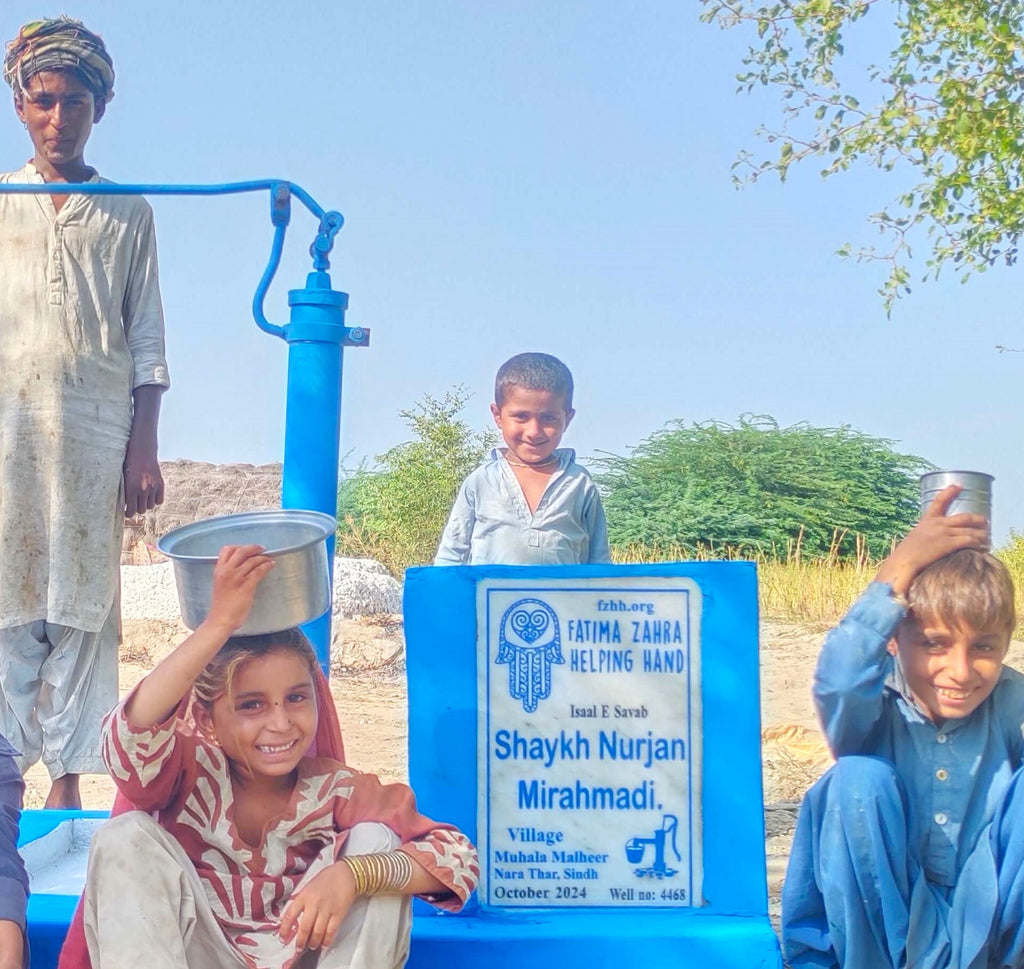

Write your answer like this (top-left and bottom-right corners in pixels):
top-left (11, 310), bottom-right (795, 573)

top-left (338, 388), bottom-right (498, 574)
top-left (595, 414), bottom-right (928, 559)
top-left (700, 0), bottom-right (1024, 309)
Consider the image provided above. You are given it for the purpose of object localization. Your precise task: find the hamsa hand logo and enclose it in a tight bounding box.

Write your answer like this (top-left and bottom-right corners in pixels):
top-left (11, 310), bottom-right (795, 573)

top-left (497, 598), bottom-right (563, 713)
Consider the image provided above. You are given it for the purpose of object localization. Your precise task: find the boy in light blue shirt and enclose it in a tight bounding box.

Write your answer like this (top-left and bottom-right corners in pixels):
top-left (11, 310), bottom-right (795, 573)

top-left (435, 352), bottom-right (610, 566)
top-left (783, 484), bottom-right (1024, 969)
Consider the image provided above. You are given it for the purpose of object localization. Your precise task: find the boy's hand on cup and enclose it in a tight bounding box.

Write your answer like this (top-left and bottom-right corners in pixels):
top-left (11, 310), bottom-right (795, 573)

top-left (875, 484), bottom-right (989, 597)
top-left (203, 544), bottom-right (274, 634)
top-left (279, 859), bottom-right (357, 951)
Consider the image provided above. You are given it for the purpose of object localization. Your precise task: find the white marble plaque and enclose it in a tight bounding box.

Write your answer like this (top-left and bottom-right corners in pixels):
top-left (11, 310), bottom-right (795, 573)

top-left (477, 576), bottom-right (703, 909)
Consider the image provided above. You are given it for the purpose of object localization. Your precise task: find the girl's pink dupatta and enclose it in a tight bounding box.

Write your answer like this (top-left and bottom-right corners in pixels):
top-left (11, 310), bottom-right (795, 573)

top-left (57, 670), bottom-right (345, 969)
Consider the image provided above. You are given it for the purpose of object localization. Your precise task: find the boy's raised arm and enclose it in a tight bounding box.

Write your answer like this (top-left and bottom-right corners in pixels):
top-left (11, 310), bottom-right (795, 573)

top-left (814, 583), bottom-right (907, 754)
top-left (814, 484), bottom-right (988, 754)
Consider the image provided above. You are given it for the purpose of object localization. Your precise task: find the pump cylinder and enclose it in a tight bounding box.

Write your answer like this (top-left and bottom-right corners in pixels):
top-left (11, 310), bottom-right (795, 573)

top-left (281, 271), bottom-right (350, 670)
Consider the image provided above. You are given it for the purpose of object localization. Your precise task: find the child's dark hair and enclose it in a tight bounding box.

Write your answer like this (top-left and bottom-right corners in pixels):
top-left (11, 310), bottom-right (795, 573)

top-left (193, 627), bottom-right (318, 709)
top-left (494, 352), bottom-right (574, 410)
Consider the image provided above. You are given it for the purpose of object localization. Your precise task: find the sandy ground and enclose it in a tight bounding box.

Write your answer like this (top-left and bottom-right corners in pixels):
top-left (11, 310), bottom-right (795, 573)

top-left (27, 614), bottom-right (1023, 941)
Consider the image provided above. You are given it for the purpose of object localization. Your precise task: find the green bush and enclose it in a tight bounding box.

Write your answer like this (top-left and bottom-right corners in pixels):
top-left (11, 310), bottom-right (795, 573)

top-left (595, 415), bottom-right (929, 560)
top-left (337, 388), bottom-right (497, 575)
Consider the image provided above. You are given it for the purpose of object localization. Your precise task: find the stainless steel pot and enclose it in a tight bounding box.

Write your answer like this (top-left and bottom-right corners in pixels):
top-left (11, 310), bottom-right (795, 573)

top-left (156, 509), bottom-right (336, 635)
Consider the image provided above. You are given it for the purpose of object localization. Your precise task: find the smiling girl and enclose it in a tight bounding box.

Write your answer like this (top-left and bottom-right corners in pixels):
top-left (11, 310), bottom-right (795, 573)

top-left (74, 545), bottom-right (478, 969)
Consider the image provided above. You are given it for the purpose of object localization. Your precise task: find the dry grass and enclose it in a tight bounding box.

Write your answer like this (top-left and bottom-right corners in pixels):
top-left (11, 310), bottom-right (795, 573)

top-left (757, 558), bottom-right (876, 623)
top-left (615, 533), bottom-right (1024, 634)
top-left (612, 535), bottom-right (879, 624)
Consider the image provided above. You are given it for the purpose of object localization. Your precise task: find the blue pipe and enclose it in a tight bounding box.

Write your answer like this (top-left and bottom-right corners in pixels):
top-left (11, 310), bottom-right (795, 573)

top-left (253, 222), bottom-right (288, 338)
top-left (0, 178), bottom-right (366, 671)
top-left (0, 178), bottom-right (326, 219)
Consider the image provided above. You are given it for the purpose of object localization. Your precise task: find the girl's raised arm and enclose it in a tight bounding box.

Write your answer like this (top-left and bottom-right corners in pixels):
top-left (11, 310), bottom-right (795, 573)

top-left (124, 545), bottom-right (274, 727)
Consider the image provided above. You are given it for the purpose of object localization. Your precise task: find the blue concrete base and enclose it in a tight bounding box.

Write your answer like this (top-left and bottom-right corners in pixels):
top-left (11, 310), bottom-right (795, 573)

top-left (20, 809), bottom-right (107, 969)
top-left (410, 910), bottom-right (781, 968)
top-left (404, 563), bottom-right (783, 969)
top-left (20, 807), bottom-right (783, 969)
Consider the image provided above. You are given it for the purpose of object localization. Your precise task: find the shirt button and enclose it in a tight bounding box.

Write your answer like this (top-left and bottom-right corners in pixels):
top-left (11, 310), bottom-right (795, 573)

top-left (936, 769), bottom-right (948, 781)
top-left (935, 812), bottom-right (948, 825)
top-left (937, 734), bottom-right (947, 743)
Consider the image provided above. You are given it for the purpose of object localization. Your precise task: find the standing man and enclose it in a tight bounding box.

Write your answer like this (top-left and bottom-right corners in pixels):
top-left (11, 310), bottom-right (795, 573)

top-left (0, 18), bottom-right (169, 808)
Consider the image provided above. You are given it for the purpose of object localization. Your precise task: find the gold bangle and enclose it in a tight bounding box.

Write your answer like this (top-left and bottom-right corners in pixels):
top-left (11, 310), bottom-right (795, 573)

top-left (342, 856), bottom-right (368, 895)
top-left (342, 851), bottom-right (414, 896)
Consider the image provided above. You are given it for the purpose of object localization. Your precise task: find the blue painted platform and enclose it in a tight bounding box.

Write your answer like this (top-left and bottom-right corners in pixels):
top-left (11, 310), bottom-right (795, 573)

top-left (17, 818), bottom-right (776, 969)
top-left (409, 909), bottom-right (781, 968)
top-left (404, 562), bottom-right (783, 969)
top-left (24, 814), bottom-right (779, 969)
top-left (20, 810), bottom-right (106, 969)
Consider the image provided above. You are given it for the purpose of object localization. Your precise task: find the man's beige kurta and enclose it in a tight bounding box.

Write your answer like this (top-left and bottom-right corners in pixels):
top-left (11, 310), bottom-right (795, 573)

top-left (0, 162), bottom-right (170, 632)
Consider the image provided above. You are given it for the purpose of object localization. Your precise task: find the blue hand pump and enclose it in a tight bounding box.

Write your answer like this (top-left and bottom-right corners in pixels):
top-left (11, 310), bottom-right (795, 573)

top-left (0, 178), bottom-right (366, 671)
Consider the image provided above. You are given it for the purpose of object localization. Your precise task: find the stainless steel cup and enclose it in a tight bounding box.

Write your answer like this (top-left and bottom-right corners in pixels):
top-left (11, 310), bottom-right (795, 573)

top-left (919, 470), bottom-right (993, 546)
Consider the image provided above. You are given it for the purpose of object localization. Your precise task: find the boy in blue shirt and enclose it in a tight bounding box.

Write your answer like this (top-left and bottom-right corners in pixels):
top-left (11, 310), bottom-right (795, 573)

top-left (435, 352), bottom-right (610, 565)
top-left (783, 484), bottom-right (1024, 969)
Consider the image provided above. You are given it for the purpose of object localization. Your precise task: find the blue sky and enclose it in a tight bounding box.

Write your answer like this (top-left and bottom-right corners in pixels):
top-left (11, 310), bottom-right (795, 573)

top-left (4, 2), bottom-right (1023, 542)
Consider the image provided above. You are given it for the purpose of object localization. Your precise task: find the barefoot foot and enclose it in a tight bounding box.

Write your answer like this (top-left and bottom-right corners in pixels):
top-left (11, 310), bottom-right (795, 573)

top-left (44, 773), bottom-right (82, 810)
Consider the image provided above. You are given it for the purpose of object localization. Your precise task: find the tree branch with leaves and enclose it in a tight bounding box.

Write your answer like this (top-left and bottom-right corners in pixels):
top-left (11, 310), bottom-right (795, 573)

top-left (701, 0), bottom-right (1024, 310)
